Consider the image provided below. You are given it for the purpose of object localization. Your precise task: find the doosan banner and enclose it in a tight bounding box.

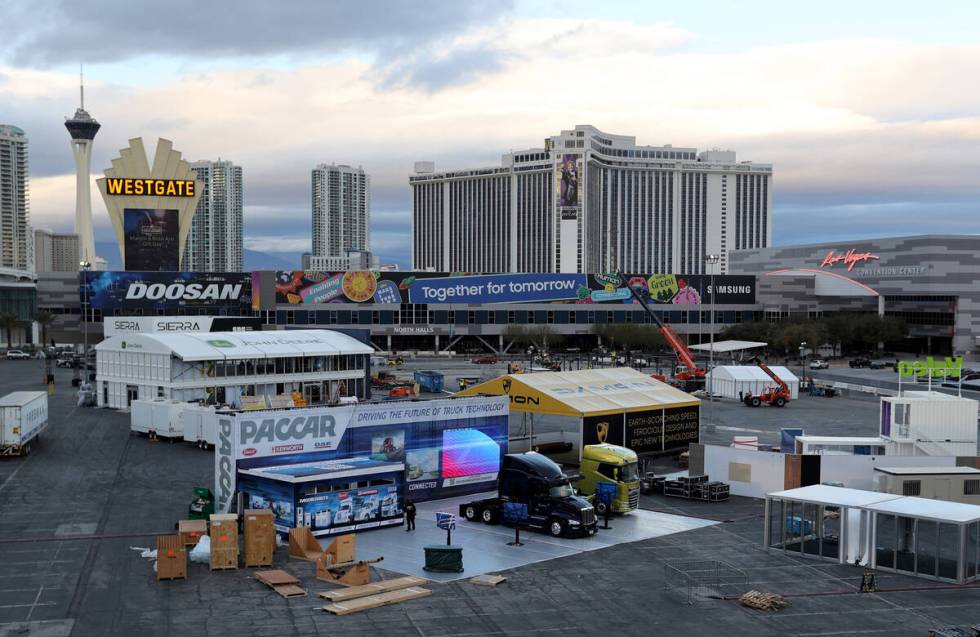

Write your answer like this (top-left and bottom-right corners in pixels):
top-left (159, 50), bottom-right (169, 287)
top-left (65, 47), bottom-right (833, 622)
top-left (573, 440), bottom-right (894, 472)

top-left (82, 271), bottom-right (252, 313)
top-left (408, 273), bottom-right (587, 304)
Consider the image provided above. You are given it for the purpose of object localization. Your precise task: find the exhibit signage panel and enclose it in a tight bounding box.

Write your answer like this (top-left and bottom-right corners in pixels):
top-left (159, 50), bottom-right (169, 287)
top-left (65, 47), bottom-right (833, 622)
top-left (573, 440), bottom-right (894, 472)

top-left (103, 315), bottom-right (262, 336)
top-left (263, 271), bottom-right (756, 307)
top-left (214, 396), bottom-right (509, 513)
top-left (82, 271), bottom-right (252, 313)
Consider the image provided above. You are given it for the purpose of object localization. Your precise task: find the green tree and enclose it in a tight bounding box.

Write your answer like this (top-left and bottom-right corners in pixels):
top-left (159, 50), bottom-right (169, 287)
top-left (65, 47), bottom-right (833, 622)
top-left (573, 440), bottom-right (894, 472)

top-left (34, 311), bottom-right (55, 348)
top-left (0, 312), bottom-right (18, 350)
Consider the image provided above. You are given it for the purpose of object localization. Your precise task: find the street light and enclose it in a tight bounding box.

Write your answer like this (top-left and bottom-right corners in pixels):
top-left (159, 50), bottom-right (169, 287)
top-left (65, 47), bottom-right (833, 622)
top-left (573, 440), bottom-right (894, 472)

top-left (704, 254), bottom-right (720, 405)
top-left (799, 341), bottom-right (808, 385)
top-left (80, 261), bottom-right (91, 380)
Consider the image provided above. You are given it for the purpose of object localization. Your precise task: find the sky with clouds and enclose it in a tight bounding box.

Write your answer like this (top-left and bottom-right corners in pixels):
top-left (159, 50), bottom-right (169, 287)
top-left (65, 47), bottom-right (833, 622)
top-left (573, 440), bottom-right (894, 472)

top-left (2, 0), bottom-right (979, 268)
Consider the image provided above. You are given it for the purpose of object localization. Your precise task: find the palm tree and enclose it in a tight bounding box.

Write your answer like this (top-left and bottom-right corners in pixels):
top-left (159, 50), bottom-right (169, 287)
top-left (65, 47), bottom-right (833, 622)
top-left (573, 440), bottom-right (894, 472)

top-left (0, 312), bottom-right (18, 350)
top-left (34, 311), bottom-right (55, 348)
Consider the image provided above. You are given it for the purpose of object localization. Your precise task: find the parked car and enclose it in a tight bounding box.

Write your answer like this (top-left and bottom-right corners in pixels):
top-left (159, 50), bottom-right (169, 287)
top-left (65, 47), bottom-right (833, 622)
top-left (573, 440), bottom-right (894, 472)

top-left (55, 357), bottom-right (74, 368)
top-left (5, 350), bottom-right (29, 360)
top-left (471, 356), bottom-right (497, 364)
top-left (869, 360), bottom-right (890, 370)
top-left (809, 359), bottom-right (829, 370)
top-left (849, 357), bottom-right (872, 368)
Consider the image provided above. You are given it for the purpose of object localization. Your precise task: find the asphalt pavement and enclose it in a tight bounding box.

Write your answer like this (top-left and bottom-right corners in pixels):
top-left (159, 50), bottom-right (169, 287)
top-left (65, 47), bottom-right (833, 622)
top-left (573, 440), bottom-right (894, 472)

top-left (1, 358), bottom-right (978, 636)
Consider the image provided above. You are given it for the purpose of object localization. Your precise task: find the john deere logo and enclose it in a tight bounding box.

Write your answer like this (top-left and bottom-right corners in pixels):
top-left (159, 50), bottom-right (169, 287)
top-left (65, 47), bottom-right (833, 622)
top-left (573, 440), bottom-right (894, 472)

top-left (502, 378), bottom-right (512, 394)
top-left (121, 341), bottom-right (126, 349)
top-left (207, 339), bottom-right (234, 348)
top-left (596, 421), bottom-right (609, 443)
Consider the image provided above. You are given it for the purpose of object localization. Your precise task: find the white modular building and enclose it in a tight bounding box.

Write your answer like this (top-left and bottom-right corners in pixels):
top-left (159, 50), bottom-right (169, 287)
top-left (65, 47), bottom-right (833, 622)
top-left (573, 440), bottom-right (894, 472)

top-left (705, 365), bottom-right (799, 401)
top-left (95, 329), bottom-right (373, 409)
top-left (880, 392), bottom-right (978, 457)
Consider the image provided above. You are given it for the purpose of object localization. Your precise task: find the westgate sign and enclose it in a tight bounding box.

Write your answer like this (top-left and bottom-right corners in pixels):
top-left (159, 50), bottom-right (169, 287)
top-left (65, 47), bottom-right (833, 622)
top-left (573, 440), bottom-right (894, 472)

top-left (105, 177), bottom-right (196, 197)
top-left (897, 356), bottom-right (963, 379)
top-left (820, 249), bottom-right (880, 272)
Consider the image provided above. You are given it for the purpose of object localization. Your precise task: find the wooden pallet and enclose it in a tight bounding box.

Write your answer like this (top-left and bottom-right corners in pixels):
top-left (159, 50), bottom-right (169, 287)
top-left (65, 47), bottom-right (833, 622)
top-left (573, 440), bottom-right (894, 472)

top-left (255, 570), bottom-right (307, 598)
top-left (318, 576), bottom-right (427, 602)
top-left (470, 574), bottom-right (506, 587)
top-left (321, 587), bottom-right (431, 615)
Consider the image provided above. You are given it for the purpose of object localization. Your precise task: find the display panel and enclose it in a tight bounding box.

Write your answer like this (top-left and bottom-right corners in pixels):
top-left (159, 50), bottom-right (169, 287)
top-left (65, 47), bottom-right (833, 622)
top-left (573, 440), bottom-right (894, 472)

top-left (441, 428), bottom-right (501, 486)
top-left (83, 271), bottom-right (252, 313)
top-left (261, 271), bottom-right (756, 307)
top-left (123, 208), bottom-right (179, 271)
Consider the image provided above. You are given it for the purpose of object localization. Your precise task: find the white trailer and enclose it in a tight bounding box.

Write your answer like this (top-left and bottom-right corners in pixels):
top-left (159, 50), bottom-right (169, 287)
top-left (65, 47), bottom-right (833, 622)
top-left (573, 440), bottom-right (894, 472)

top-left (130, 399), bottom-right (185, 440)
top-left (0, 391), bottom-right (49, 456)
top-left (180, 404), bottom-right (217, 448)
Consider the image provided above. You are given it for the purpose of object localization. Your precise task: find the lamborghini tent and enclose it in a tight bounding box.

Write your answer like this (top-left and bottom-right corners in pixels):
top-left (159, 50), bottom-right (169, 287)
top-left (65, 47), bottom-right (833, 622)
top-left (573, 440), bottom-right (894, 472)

top-left (456, 367), bottom-right (700, 456)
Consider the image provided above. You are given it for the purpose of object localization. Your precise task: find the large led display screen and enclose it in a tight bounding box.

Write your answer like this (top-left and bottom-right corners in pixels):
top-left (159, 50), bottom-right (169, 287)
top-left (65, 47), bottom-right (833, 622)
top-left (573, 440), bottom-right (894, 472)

top-left (441, 428), bottom-right (502, 487)
top-left (259, 271), bottom-right (756, 307)
top-left (123, 208), bottom-right (179, 271)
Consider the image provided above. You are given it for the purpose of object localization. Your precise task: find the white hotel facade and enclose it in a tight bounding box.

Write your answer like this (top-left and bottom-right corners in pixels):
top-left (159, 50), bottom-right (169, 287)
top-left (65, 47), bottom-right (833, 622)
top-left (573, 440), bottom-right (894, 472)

top-left (410, 125), bottom-right (772, 274)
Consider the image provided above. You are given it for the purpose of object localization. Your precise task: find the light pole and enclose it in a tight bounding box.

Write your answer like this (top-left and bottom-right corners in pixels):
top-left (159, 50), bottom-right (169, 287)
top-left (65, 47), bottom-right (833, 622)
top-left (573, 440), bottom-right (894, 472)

top-left (80, 261), bottom-right (91, 377)
top-left (799, 341), bottom-right (807, 387)
top-left (704, 254), bottom-right (720, 404)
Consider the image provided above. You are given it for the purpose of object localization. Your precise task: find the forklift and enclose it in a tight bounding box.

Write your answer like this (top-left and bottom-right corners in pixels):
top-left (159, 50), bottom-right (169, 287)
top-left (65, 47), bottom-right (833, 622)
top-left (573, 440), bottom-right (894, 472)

top-left (742, 357), bottom-right (792, 407)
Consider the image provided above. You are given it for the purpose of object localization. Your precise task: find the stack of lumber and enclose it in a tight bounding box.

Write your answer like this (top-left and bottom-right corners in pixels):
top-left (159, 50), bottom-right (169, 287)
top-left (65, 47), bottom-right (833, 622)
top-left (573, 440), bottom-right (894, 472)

top-left (254, 570), bottom-right (307, 598)
top-left (320, 576), bottom-right (430, 615)
top-left (738, 590), bottom-right (790, 611)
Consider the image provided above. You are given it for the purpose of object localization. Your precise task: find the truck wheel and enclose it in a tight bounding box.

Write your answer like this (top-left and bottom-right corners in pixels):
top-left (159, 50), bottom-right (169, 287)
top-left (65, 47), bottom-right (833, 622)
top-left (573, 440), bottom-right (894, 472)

top-left (774, 397), bottom-right (786, 407)
top-left (595, 500), bottom-right (608, 516)
top-left (750, 397), bottom-right (761, 407)
top-left (481, 508), bottom-right (496, 524)
top-left (22, 443), bottom-right (30, 456)
top-left (464, 505), bottom-right (478, 521)
top-left (549, 519), bottom-right (565, 537)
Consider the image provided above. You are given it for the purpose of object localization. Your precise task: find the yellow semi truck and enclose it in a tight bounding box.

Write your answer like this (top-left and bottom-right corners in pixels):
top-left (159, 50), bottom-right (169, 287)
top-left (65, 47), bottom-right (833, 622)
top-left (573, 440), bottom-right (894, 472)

top-left (576, 443), bottom-right (641, 515)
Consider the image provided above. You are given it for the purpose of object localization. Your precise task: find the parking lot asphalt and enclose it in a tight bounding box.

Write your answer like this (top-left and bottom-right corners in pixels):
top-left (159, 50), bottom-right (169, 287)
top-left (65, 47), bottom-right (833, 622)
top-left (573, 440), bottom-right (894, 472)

top-left (1, 358), bottom-right (978, 636)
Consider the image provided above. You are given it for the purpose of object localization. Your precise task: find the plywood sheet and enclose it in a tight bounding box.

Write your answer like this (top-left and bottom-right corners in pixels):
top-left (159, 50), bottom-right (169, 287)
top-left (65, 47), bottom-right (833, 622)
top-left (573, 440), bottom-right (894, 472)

top-left (729, 462), bottom-right (752, 483)
top-left (318, 576), bottom-right (427, 602)
top-left (321, 587), bottom-right (431, 615)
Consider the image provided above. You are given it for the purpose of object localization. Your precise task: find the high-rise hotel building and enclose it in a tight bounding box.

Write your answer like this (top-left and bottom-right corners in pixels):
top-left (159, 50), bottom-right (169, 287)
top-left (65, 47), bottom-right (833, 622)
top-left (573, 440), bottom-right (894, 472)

top-left (182, 160), bottom-right (244, 271)
top-left (410, 125), bottom-right (772, 274)
top-left (312, 164), bottom-right (370, 268)
top-left (0, 125), bottom-right (31, 272)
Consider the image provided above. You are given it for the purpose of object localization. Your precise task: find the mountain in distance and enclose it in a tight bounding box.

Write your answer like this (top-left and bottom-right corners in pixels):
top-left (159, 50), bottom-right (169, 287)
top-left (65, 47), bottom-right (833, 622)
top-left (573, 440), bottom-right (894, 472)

top-left (94, 241), bottom-right (300, 272)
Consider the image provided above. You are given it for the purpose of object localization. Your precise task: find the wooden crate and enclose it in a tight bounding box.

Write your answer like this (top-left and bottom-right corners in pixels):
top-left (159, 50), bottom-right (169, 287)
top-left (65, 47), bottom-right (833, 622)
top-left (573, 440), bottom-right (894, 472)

top-left (157, 535), bottom-right (187, 580)
top-left (210, 546), bottom-right (239, 570)
top-left (209, 513), bottom-right (239, 551)
top-left (178, 519), bottom-right (207, 547)
top-left (244, 509), bottom-right (275, 567)
top-left (288, 527), bottom-right (323, 561)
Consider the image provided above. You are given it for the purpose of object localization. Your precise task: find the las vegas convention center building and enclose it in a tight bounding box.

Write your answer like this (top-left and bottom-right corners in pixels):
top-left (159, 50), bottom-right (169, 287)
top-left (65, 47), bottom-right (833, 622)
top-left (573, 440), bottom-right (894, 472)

top-left (48, 233), bottom-right (979, 358)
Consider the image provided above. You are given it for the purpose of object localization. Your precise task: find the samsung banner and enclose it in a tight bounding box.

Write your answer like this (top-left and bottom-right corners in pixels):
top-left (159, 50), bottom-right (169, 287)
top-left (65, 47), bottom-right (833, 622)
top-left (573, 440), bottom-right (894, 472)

top-left (262, 271), bottom-right (756, 307)
top-left (214, 396), bottom-right (509, 513)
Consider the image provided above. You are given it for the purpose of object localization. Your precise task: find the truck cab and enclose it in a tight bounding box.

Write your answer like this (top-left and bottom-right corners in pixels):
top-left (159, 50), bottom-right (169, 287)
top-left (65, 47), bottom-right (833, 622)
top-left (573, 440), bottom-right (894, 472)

top-left (459, 452), bottom-right (597, 537)
top-left (578, 444), bottom-right (641, 515)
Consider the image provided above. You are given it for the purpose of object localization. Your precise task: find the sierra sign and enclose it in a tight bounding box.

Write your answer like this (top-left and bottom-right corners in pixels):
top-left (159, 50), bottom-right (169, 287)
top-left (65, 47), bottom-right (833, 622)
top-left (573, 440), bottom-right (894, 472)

top-left (820, 249), bottom-right (880, 272)
top-left (897, 356), bottom-right (963, 379)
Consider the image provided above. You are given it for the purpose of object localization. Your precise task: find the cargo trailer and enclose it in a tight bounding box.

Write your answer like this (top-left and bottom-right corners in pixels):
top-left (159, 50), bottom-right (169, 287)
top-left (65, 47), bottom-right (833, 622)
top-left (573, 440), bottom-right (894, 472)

top-left (0, 391), bottom-right (49, 456)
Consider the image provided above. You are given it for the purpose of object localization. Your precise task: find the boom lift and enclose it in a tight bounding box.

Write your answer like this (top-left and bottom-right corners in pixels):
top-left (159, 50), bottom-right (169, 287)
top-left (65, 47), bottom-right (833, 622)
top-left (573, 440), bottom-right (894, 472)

top-left (618, 272), bottom-right (706, 391)
top-left (742, 357), bottom-right (791, 407)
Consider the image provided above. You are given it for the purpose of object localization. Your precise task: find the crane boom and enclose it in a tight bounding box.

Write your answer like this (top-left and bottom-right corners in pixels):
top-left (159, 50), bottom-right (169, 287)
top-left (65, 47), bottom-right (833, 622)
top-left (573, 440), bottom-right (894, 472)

top-left (752, 356), bottom-right (789, 392)
top-left (617, 272), bottom-right (703, 377)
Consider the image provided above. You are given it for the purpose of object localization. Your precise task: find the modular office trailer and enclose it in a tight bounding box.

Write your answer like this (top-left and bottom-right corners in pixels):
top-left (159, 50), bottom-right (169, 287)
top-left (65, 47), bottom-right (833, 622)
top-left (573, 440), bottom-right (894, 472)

top-left (880, 392), bottom-right (979, 457)
top-left (213, 396), bottom-right (510, 532)
top-left (0, 391), bottom-right (48, 456)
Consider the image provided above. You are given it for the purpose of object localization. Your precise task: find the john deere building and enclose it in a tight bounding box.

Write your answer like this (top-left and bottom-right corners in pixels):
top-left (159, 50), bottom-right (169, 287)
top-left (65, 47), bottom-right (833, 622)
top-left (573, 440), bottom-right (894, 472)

top-left (729, 235), bottom-right (980, 356)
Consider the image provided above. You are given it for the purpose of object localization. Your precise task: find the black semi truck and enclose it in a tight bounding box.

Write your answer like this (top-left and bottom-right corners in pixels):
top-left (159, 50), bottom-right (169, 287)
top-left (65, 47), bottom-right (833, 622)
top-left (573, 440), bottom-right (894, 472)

top-left (459, 452), bottom-right (598, 537)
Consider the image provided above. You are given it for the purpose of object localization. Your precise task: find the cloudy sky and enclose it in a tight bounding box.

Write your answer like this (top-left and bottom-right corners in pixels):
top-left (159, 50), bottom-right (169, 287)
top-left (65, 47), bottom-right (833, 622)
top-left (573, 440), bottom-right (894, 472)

top-left (2, 0), bottom-right (979, 268)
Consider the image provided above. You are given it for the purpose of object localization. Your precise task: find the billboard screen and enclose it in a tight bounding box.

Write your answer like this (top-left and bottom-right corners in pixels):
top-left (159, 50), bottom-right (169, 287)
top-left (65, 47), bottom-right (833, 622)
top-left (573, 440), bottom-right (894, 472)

top-left (123, 208), bottom-right (179, 271)
top-left (261, 271), bottom-right (756, 307)
top-left (557, 153), bottom-right (580, 209)
top-left (82, 271), bottom-right (252, 313)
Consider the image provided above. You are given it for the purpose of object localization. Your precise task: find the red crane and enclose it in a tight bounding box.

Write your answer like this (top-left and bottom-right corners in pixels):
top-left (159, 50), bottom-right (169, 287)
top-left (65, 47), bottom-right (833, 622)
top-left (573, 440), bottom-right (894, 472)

top-left (618, 272), bottom-right (706, 390)
top-left (742, 356), bottom-right (791, 407)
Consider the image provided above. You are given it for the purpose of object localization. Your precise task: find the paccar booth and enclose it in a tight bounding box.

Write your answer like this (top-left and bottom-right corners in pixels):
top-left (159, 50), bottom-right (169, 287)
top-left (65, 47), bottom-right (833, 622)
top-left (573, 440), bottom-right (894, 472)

top-left (456, 367), bottom-right (700, 464)
top-left (213, 396), bottom-right (509, 536)
top-left (95, 329), bottom-right (373, 409)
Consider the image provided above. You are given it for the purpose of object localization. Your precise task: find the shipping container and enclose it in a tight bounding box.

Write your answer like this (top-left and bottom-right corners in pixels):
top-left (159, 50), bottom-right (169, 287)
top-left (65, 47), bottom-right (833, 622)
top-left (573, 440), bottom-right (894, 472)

top-left (0, 391), bottom-right (49, 456)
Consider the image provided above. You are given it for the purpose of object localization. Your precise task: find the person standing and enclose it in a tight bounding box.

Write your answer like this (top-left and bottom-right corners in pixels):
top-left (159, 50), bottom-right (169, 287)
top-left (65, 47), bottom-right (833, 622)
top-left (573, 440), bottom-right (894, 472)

top-left (404, 499), bottom-right (416, 531)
